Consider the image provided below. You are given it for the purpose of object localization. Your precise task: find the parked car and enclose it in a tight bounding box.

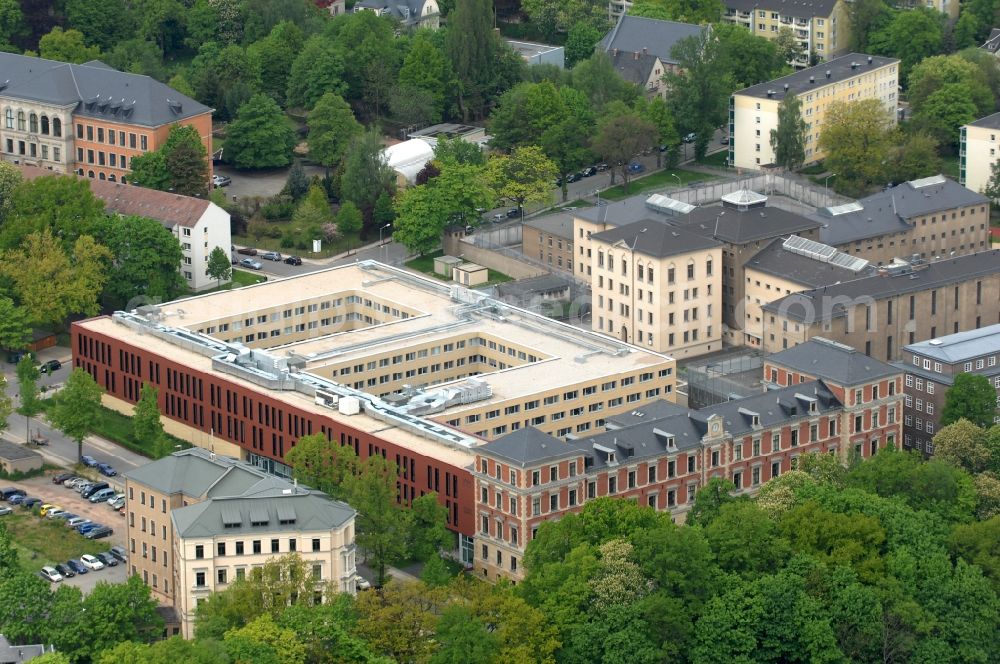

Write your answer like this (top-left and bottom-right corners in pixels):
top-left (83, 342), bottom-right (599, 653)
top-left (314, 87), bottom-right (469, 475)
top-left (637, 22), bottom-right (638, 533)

top-left (236, 246), bottom-right (257, 256)
top-left (80, 455), bottom-right (99, 467)
top-left (66, 517), bottom-right (91, 529)
top-left (582, 166), bottom-right (597, 177)
top-left (39, 359), bottom-right (61, 374)
top-left (628, 162), bottom-right (646, 173)
top-left (81, 482), bottom-right (109, 499)
top-left (54, 563), bottom-right (74, 578)
top-left (52, 472), bottom-right (75, 484)
top-left (720, 135), bottom-right (730, 145)
top-left (89, 488), bottom-right (117, 503)
top-left (0, 506), bottom-right (11, 516)
top-left (109, 496), bottom-right (125, 510)
top-left (682, 132), bottom-right (697, 143)
top-left (78, 522), bottom-right (102, 534)
top-left (0, 487), bottom-right (24, 500)
top-left (21, 497), bottom-right (41, 509)
top-left (505, 208), bottom-right (519, 218)
top-left (80, 554), bottom-right (104, 571)
top-left (39, 504), bottom-right (59, 516)
top-left (212, 174), bottom-right (232, 188)
top-left (566, 172), bottom-right (582, 183)
top-left (596, 163), bottom-right (609, 171)
top-left (66, 559), bottom-right (88, 575)
top-left (45, 509), bottom-right (67, 519)
top-left (284, 255), bottom-right (302, 266)
top-left (52, 512), bottom-right (77, 521)
top-left (85, 526), bottom-right (114, 540)
top-left (239, 258), bottom-right (263, 270)
top-left (64, 478), bottom-right (85, 489)
top-left (75, 482), bottom-right (95, 494)
top-left (110, 546), bottom-right (128, 563)
top-left (260, 251), bottom-right (282, 261)
top-left (491, 213), bottom-right (504, 223)
top-left (356, 576), bottom-right (372, 591)
top-left (96, 463), bottom-right (117, 477)
top-left (95, 551), bottom-right (117, 567)
top-left (7, 494), bottom-right (24, 505)
top-left (39, 566), bottom-right (63, 583)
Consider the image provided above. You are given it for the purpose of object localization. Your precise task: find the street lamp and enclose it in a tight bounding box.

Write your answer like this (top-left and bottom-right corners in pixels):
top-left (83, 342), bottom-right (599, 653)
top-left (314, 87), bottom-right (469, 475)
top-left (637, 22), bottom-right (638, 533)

top-left (670, 173), bottom-right (681, 189)
top-left (378, 223), bottom-right (391, 263)
top-left (824, 173), bottom-right (838, 206)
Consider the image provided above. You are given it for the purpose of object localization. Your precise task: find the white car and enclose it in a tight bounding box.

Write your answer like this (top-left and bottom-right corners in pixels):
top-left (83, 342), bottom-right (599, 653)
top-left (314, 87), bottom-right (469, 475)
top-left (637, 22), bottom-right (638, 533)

top-left (80, 554), bottom-right (104, 571)
top-left (356, 576), bottom-right (372, 591)
top-left (65, 517), bottom-right (91, 529)
top-left (40, 566), bottom-right (63, 582)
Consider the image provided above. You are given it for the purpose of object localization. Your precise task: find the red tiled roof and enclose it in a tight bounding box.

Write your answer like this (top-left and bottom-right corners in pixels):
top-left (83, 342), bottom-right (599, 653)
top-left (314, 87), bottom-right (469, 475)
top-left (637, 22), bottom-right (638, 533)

top-left (16, 165), bottom-right (210, 228)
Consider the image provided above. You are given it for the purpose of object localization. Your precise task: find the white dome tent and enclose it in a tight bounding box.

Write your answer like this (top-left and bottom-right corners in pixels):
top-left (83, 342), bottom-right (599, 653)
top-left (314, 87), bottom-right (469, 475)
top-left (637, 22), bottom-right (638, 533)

top-left (382, 138), bottom-right (435, 186)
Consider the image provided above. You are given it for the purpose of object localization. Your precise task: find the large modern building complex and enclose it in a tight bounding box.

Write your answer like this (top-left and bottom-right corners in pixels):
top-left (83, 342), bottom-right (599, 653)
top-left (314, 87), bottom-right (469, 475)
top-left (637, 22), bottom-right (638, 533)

top-left (475, 337), bottom-right (902, 581)
top-left (730, 54), bottom-right (898, 169)
top-left (73, 262), bottom-right (676, 567)
top-left (900, 325), bottom-right (1000, 454)
top-left (0, 53), bottom-right (212, 182)
top-left (18, 165), bottom-right (231, 292)
top-left (124, 448), bottom-right (357, 637)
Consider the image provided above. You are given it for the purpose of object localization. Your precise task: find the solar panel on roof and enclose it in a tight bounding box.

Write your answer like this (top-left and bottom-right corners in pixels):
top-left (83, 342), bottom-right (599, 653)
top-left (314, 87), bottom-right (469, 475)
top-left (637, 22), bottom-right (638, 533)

top-left (824, 201), bottom-right (863, 216)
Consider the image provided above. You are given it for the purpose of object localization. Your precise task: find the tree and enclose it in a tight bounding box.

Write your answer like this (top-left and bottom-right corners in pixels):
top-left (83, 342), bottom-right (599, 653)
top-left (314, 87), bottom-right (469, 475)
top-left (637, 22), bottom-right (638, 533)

top-left (0, 162), bottom-right (21, 219)
top-left (942, 374), bottom-right (997, 428)
top-left (224, 614), bottom-right (307, 664)
top-left (933, 419), bottom-right (992, 474)
top-left (869, 7), bottom-right (944, 80)
top-left (187, 42), bottom-right (263, 121)
top-left (774, 26), bottom-right (804, 64)
top-left (434, 137), bottom-right (485, 167)
top-left (430, 604), bottom-right (499, 664)
top-left (206, 247), bottom-right (232, 289)
top-left (985, 158), bottom-right (1000, 200)
top-left (335, 200), bottom-right (363, 238)
top-left (637, 96), bottom-right (679, 169)
top-left (133, 383), bottom-right (165, 455)
top-left (92, 215), bottom-right (185, 308)
top-left (911, 83), bottom-right (980, 150)
top-left (354, 580), bottom-right (445, 662)
top-left (770, 93), bottom-right (807, 171)
top-left (1, 230), bottom-right (111, 327)
top-left (887, 130), bottom-right (942, 183)
top-left (949, 516), bottom-right (1000, 592)
top-left (629, 0), bottom-right (723, 22)
top-left (286, 35), bottom-right (348, 110)
top-left (49, 367), bottom-right (104, 463)
top-left (521, 0), bottom-right (607, 41)
top-left (409, 493), bottom-right (454, 561)
top-left (129, 125), bottom-right (209, 197)
top-left (818, 99), bottom-right (896, 196)
top-left (393, 185), bottom-right (447, 255)
top-left (565, 22), bottom-right (602, 69)
top-left (247, 21), bottom-right (305, 104)
top-left (38, 26), bottom-right (101, 63)
top-left (345, 455), bottom-right (412, 585)
top-left (340, 129), bottom-right (395, 237)
top-left (848, 0), bottom-right (890, 51)
top-left (285, 432), bottom-right (358, 501)
top-left (308, 92), bottom-right (362, 168)
top-left (486, 146), bottom-right (559, 213)
top-left (284, 161), bottom-right (309, 201)
top-left (16, 355), bottom-right (41, 444)
top-left (226, 94), bottom-right (297, 170)
top-left (665, 31), bottom-right (733, 159)
top-left (592, 114), bottom-right (657, 191)
top-left (0, 297), bottom-right (31, 350)
top-left (0, 0), bottom-right (25, 48)
top-left (687, 478), bottom-right (739, 527)
top-left (712, 23), bottom-right (786, 90)
top-left (490, 81), bottom-right (568, 152)
top-left (420, 554), bottom-right (452, 587)
top-left (1, 174), bottom-right (106, 251)
top-left (398, 32), bottom-right (449, 123)
top-left (107, 39), bottom-right (167, 80)
top-left (570, 51), bottom-right (638, 113)
top-left (75, 576), bottom-right (163, 660)
top-left (908, 54), bottom-right (993, 117)
top-left (127, 150), bottom-right (171, 192)
top-left (445, 0), bottom-right (504, 121)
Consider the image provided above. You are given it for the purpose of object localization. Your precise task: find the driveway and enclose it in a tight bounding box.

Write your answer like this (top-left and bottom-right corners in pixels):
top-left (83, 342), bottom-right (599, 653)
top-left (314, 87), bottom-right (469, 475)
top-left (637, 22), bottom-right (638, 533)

top-left (214, 163), bottom-right (328, 202)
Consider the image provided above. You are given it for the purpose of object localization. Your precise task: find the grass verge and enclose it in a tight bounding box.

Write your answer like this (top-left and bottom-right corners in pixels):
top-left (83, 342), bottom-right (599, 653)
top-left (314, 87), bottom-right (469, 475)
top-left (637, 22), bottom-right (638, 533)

top-left (3, 512), bottom-right (111, 573)
top-left (41, 398), bottom-right (191, 459)
top-left (405, 251), bottom-right (512, 287)
top-left (601, 168), bottom-right (717, 201)
top-left (233, 228), bottom-right (363, 258)
top-left (697, 151), bottom-right (730, 168)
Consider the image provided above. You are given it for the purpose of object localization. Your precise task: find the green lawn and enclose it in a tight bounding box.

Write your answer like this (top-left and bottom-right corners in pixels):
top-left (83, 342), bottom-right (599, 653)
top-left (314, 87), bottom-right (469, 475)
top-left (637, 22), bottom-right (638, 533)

top-left (234, 226), bottom-right (363, 258)
top-left (601, 168), bottom-right (717, 201)
top-left (697, 151), bottom-right (730, 168)
top-left (41, 398), bottom-right (192, 459)
top-left (405, 250), bottom-right (512, 287)
top-left (3, 511), bottom-right (111, 573)
top-left (231, 269), bottom-right (267, 287)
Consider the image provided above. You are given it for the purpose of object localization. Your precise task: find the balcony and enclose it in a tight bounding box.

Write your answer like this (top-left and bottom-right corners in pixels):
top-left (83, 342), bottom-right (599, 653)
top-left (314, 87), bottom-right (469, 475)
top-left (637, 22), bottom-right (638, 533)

top-left (795, 18), bottom-right (810, 27)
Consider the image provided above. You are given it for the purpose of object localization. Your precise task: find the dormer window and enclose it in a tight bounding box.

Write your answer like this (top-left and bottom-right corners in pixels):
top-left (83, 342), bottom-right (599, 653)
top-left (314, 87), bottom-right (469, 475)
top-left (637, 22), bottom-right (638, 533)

top-left (752, 415), bottom-right (760, 427)
top-left (809, 401), bottom-right (817, 413)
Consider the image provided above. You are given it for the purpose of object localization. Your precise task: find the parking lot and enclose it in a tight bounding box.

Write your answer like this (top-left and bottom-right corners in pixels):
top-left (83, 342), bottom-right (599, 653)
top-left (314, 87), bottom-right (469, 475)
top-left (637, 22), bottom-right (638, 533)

top-left (2, 474), bottom-right (128, 593)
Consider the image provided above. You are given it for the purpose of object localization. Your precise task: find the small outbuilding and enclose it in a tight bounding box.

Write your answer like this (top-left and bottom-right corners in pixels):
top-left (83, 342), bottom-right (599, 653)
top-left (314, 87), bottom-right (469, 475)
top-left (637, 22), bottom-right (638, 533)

top-left (0, 439), bottom-right (43, 475)
top-left (453, 263), bottom-right (488, 286)
top-left (434, 255), bottom-right (464, 277)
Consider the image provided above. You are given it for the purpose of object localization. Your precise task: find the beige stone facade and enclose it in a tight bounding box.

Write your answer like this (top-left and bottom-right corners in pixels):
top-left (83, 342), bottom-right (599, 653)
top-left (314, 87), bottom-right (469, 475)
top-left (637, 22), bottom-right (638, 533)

top-left (723, 0), bottom-right (851, 66)
top-left (960, 113), bottom-right (1000, 197)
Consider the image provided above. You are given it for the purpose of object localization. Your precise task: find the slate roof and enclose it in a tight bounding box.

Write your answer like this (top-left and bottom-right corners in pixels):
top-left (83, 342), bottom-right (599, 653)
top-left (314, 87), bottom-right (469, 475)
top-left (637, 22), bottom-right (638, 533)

top-left (484, 381), bottom-right (842, 470)
top-left (609, 50), bottom-right (662, 86)
top-left (767, 337), bottom-right (901, 384)
top-left (0, 439), bottom-right (42, 461)
top-left (815, 176), bottom-right (990, 246)
top-left (904, 324), bottom-right (1000, 363)
top-left (735, 53), bottom-right (898, 101)
top-left (524, 211), bottom-right (575, 240)
top-left (0, 634), bottom-right (51, 661)
top-left (18, 165), bottom-right (212, 228)
top-left (604, 399), bottom-right (689, 428)
top-left (590, 219), bottom-right (721, 258)
top-left (967, 111), bottom-right (1000, 130)
top-left (724, 0), bottom-right (840, 19)
top-left (0, 52), bottom-right (211, 127)
top-left (762, 250), bottom-right (1000, 321)
top-left (678, 204), bottom-right (821, 244)
top-left (747, 237), bottom-right (875, 287)
top-left (172, 491), bottom-right (355, 538)
top-left (354, 0), bottom-right (435, 25)
top-left (123, 447), bottom-right (265, 498)
top-left (981, 28), bottom-right (1000, 55)
top-left (599, 14), bottom-right (704, 66)
top-left (479, 427), bottom-right (589, 467)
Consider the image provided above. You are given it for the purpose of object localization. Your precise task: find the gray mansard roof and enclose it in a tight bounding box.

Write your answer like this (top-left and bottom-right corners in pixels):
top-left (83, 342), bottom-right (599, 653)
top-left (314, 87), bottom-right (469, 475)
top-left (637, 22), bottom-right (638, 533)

top-left (598, 15), bottom-right (703, 66)
top-left (0, 53), bottom-right (211, 126)
top-left (904, 324), bottom-right (1000, 364)
top-left (590, 219), bottom-right (721, 258)
top-left (172, 491), bottom-right (355, 539)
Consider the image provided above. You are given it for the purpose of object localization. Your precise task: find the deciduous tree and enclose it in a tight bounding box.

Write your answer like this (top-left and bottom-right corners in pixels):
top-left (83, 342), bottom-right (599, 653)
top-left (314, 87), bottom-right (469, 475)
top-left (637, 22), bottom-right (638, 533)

top-left (430, 604), bottom-right (499, 664)
top-left (336, 200), bottom-right (363, 236)
top-left (565, 22), bottom-right (601, 69)
top-left (869, 7), bottom-right (944, 79)
top-left (398, 31), bottom-right (449, 122)
top-left (226, 94), bottom-right (297, 169)
top-left (942, 374), bottom-right (997, 428)
top-left (132, 383), bottom-right (165, 455)
top-left (49, 367), bottom-right (104, 463)
top-left (37, 26), bottom-right (101, 63)
top-left (818, 98), bottom-right (896, 196)
top-left (16, 354), bottom-right (41, 444)
top-left (307, 92), bottom-right (362, 168)
top-left (665, 31), bottom-right (733, 159)
top-left (206, 246), bottom-right (233, 289)
top-left (486, 146), bottom-right (558, 212)
top-left (770, 93), bottom-right (807, 171)
top-left (223, 614), bottom-right (306, 664)
top-left (592, 114), bottom-right (657, 190)
top-left (340, 129), bottom-right (396, 236)
top-left (933, 418), bottom-right (992, 473)
top-left (346, 455), bottom-right (412, 585)
top-left (92, 215), bottom-right (185, 308)
top-left (408, 493), bottom-right (454, 561)
top-left (0, 297), bottom-right (31, 351)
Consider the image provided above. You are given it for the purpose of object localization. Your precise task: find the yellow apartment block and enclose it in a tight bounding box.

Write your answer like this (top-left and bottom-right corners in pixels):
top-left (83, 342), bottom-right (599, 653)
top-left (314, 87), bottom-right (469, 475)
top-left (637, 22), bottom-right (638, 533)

top-left (730, 53), bottom-right (898, 170)
top-left (722, 0), bottom-right (850, 67)
top-left (960, 112), bottom-right (1000, 196)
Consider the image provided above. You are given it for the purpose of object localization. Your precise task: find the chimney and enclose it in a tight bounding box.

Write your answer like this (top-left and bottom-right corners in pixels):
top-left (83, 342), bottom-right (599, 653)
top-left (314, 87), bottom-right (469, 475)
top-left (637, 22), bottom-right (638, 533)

top-left (826, 70), bottom-right (831, 78)
top-left (634, 51), bottom-right (640, 60)
top-left (851, 61), bottom-right (858, 69)
top-left (810, 75), bottom-right (815, 83)
top-left (613, 48), bottom-right (618, 57)
top-left (784, 83), bottom-right (789, 91)
top-left (642, 46), bottom-right (648, 54)
top-left (868, 56), bottom-right (873, 64)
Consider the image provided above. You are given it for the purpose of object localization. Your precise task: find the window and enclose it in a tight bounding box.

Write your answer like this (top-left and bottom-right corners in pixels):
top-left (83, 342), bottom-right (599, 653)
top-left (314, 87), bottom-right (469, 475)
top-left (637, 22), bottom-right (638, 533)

top-left (195, 571), bottom-right (206, 587)
top-left (252, 540), bottom-right (262, 554)
top-left (217, 569), bottom-right (227, 585)
top-left (312, 538), bottom-right (321, 552)
top-left (235, 541), bottom-right (244, 555)
top-left (195, 545), bottom-right (204, 559)
top-left (217, 542), bottom-right (226, 557)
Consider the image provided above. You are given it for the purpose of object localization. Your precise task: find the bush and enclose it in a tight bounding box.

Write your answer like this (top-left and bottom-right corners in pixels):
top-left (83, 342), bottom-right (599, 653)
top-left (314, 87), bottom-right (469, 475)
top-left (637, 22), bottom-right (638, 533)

top-left (280, 235), bottom-right (296, 248)
top-left (261, 195), bottom-right (296, 221)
